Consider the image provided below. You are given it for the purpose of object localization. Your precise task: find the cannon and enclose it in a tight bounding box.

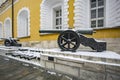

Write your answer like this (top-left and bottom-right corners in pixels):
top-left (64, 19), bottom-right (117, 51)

top-left (1, 37), bottom-right (22, 47)
top-left (39, 29), bottom-right (106, 52)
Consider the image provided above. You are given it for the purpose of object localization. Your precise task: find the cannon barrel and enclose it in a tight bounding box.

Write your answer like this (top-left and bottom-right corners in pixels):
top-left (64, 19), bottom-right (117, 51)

top-left (39, 29), bottom-right (94, 35)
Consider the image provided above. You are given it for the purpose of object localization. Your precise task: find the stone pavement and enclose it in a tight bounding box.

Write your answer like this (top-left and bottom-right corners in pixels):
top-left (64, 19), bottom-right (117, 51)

top-left (0, 55), bottom-right (72, 80)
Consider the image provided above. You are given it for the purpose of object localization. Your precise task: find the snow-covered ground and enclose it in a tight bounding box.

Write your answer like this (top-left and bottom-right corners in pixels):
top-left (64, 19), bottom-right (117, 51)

top-left (42, 48), bottom-right (120, 60)
top-left (0, 46), bottom-right (120, 67)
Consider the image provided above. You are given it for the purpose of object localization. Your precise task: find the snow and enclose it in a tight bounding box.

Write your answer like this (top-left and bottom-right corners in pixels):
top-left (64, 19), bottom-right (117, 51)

top-left (4, 58), bottom-right (10, 61)
top-left (22, 63), bottom-right (29, 67)
top-left (0, 46), bottom-right (120, 67)
top-left (42, 53), bottom-right (120, 67)
top-left (42, 48), bottom-right (120, 60)
top-left (3, 55), bottom-right (41, 67)
top-left (47, 71), bottom-right (56, 75)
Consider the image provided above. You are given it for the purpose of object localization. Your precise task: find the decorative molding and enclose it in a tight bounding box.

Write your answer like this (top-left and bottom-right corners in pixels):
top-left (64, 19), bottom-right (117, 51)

top-left (17, 7), bottom-right (30, 37)
top-left (0, 0), bottom-right (19, 15)
top-left (0, 21), bottom-right (3, 38)
top-left (74, 0), bottom-right (90, 29)
top-left (106, 0), bottom-right (120, 27)
top-left (4, 17), bottom-right (12, 38)
top-left (40, 0), bottom-right (69, 30)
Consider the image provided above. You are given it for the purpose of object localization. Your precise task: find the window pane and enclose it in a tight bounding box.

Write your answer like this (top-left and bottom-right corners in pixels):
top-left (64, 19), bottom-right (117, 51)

top-left (91, 3), bottom-right (96, 8)
top-left (56, 11), bottom-right (59, 17)
top-left (56, 26), bottom-right (61, 29)
top-left (98, 19), bottom-right (104, 27)
top-left (56, 19), bottom-right (59, 25)
top-left (98, 0), bottom-right (104, 6)
top-left (60, 18), bottom-right (62, 24)
top-left (98, 8), bottom-right (104, 17)
top-left (91, 10), bottom-right (96, 19)
top-left (91, 21), bottom-right (96, 28)
top-left (91, 0), bottom-right (96, 8)
top-left (60, 9), bottom-right (62, 16)
top-left (91, 0), bottom-right (96, 3)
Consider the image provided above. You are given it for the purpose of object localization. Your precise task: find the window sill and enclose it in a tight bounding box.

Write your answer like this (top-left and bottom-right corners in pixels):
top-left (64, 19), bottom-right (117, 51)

top-left (17, 36), bottom-right (30, 39)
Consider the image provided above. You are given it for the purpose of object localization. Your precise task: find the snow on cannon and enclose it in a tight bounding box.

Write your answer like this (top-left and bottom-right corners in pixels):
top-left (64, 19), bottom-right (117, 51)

top-left (1, 37), bottom-right (22, 47)
top-left (39, 29), bottom-right (106, 52)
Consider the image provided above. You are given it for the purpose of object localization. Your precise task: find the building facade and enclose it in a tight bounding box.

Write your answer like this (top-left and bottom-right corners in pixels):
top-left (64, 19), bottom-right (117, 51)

top-left (0, 0), bottom-right (120, 53)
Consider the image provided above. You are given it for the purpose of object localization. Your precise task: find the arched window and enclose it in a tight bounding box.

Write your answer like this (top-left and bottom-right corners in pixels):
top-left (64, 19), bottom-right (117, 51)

top-left (0, 22), bottom-right (3, 38)
top-left (17, 7), bottom-right (30, 37)
top-left (4, 18), bottom-right (12, 38)
top-left (40, 0), bottom-right (69, 30)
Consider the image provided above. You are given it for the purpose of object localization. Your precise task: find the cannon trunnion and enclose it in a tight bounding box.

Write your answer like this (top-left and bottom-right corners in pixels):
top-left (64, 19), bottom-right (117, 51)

top-left (57, 30), bottom-right (106, 52)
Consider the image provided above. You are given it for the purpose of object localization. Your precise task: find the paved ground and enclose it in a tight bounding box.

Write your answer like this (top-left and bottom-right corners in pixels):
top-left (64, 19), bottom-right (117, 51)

top-left (0, 55), bottom-right (72, 80)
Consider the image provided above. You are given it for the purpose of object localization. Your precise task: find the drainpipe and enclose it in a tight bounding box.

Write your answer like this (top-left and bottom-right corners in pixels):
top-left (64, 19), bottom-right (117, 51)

top-left (12, 0), bottom-right (14, 38)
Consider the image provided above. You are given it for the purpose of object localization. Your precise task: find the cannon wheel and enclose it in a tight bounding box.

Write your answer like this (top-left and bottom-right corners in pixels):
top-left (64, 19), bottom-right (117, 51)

top-left (4, 39), bottom-right (11, 46)
top-left (58, 30), bottom-right (80, 52)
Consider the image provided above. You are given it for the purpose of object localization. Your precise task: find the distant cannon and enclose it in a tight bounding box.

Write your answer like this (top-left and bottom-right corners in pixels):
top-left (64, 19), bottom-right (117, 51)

top-left (39, 29), bottom-right (106, 52)
top-left (1, 37), bottom-right (22, 47)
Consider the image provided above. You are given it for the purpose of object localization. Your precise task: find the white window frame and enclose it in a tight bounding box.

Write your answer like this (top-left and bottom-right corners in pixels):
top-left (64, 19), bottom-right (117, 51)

top-left (52, 4), bottom-right (63, 29)
top-left (40, 0), bottom-right (69, 31)
top-left (17, 7), bottom-right (30, 38)
top-left (90, 0), bottom-right (105, 28)
top-left (4, 17), bottom-right (12, 38)
top-left (0, 22), bottom-right (3, 39)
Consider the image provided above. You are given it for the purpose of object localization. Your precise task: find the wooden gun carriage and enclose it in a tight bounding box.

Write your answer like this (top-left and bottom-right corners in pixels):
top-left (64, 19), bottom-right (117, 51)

top-left (1, 37), bottom-right (22, 47)
top-left (39, 29), bottom-right (106, 52)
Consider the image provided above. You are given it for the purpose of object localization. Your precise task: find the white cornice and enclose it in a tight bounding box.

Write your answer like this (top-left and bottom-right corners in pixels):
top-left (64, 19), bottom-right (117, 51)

top-left (0, 0), bottom-right (19, 15)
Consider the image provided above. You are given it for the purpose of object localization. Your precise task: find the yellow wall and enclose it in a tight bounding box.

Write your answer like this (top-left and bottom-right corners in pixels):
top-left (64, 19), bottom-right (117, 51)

top-left (0, 0), bottom-right (120, 44)
top-left (14, 0), bottom-right (75, 42)
top-left (93, 28), bottom-right (120, 38)
top-left (68, 0), bottom-right (74, 29)
top-left (0, 5), bottom-right (12, 36)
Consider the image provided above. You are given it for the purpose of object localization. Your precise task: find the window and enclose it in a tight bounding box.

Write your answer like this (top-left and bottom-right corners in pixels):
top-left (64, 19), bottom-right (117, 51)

top-left (53, 6), bottom-right (62, 29)
top-left (40, 0), bottom-right (69, 30)
top-left (90, 0), bottom-right (105, 28)
top-left (0, 22), bottom-right (3, 38)
top-left (17, 8), bottom-right (30, 37)
top-left (4, 18), bottom-right (12, 38)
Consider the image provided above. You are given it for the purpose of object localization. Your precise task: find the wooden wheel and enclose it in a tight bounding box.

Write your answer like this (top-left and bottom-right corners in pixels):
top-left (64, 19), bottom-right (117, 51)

top-left (58, 30), bottom-right (80, 52)
top-left (4, 39), bottom-right (11, 46)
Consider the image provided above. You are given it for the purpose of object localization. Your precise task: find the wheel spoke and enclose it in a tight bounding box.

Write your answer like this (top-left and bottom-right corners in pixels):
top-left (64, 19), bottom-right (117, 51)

top-left (61, 36), bottom-right (68, 41)
top-left (61, 42), bottom-right (68, 46)
top-left (68, 43), bottom-right (70, 49)
top-left (70, 42), bottom-right (76, 46)
top-left (68, 33), bottom-right (70, 39)
top-left (71, 37), bottom-right (76, 41)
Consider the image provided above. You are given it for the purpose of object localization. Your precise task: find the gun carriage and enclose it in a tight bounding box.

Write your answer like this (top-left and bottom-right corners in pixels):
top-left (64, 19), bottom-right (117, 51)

top-left (39, 29), bottom-right (106, 52)
top-left (1, 37), bottom-right (22, 47)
